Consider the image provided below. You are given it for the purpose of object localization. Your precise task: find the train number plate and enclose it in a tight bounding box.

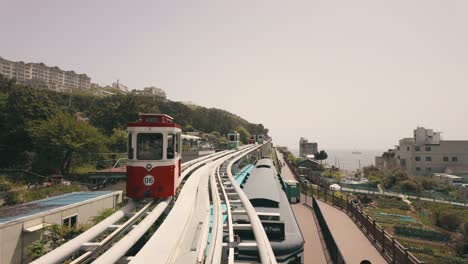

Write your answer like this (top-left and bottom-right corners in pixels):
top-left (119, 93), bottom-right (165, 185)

top-left (143, 175), bottom-right (155, 186)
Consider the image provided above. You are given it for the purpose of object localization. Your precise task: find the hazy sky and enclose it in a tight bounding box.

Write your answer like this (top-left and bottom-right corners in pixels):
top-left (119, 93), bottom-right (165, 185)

top-left (2, 0), bottom-right (468, 150)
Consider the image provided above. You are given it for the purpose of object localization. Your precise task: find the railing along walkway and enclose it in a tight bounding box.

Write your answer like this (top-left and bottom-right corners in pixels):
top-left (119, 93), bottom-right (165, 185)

top-left (278, 150), bottom-right (425, 264)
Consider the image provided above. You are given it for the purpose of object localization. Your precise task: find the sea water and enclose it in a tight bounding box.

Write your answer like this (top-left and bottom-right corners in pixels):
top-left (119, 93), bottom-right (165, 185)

top-left (289, 148), bottom-right (384, 172)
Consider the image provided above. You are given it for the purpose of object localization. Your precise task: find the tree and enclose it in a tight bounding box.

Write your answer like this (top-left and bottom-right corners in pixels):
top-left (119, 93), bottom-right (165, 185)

top-left (363, 165), bottom-right (382, 179)
top-left (184, 124), bottom-right (195, 132)
top-left (87, 94), bottom-right (142, 135)
top-left (235, 125), bottom-right (251, 144)
top-left (383, 169), bottom-right (408, 189)
top-left (29, 112), bottom-right (107, 175)
top-left (399, 180), bottom-right (422, 193)
top-left (108, 128), bottom-right (127, 153)
top-left (314, 150), bottom-right (328, 164)
top-left (0, 85), bottom-right (59, 167)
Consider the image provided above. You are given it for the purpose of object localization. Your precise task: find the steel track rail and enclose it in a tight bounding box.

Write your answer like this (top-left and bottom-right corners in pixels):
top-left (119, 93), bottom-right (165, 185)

top-left (207, 142), bottom-right (278, 264)
top-left (226, 142), bottom-right (277, 264)
top-left (205, 145), bottom-right (262, 263)
top-left (70, 201), bottom-right (155, 264)
top-left (128, 147), bottom-right (253, 264)
top-left (32, 150), bottom-right (232, 264)
top-left (92, 150), bottom-right (235, 263)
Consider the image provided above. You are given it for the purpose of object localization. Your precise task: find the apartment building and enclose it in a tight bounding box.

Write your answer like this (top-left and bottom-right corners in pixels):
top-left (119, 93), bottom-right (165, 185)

top-left (0, 56), bottom-right (91, 92)
top-left (299, 137), bottom-right (318, 158)
top-left (131, 86), bottom-right (167, 99)
top-left (375, 149), bottom-right (397, 169)
top-left (377, 127), bottom-right (468, 182)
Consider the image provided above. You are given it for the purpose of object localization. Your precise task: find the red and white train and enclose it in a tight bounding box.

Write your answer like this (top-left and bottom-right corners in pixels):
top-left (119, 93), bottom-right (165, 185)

top-left (126, 114), bottom-right (182, 199)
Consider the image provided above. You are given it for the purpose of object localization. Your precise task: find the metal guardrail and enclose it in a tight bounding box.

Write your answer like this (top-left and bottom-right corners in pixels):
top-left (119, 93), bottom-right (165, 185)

top-left (308, 186), bottom-right (424, 264)
top-left (278, 150), bottom-right (425, 264)
top-left (311, 196), bottom-right (345, 264)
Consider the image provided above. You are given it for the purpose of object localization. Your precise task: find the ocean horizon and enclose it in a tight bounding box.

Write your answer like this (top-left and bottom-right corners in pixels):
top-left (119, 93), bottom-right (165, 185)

top-left (289, 147), bottom-right (384, 172)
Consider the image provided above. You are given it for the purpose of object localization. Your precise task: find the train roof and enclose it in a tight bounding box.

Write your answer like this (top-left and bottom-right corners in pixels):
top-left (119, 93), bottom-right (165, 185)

top-left (127, 113), bottom-right (182, 128)
top-left (239, 158), bottom-right (304, 260)
top-left (243, 161), bottom-right (280, 207)
top-left (255, 159), bottom-right (275, 169)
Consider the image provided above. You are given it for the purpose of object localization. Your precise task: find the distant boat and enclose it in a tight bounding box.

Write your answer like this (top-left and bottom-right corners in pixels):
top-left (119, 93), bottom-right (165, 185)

top-left (352, 151), bottom-right (362, 154)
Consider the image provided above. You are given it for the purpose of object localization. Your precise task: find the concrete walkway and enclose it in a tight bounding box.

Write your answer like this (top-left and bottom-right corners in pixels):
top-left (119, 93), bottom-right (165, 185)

top-left (314, 199), bottom-right (386, 264)
top-left (278, 153), bottom-right (327, 264)
top-left (276, 152), bottom-right (328, 263)
top-left (277, 151), bottom-right (387, 264)
top-left (291, 202), bottom-right (328, 264)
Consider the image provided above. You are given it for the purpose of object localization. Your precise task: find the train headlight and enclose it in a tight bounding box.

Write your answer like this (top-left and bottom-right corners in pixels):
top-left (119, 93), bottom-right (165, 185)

top-left (146, 164), bottom-right (152, 170)
top-left (143, 175), bottom-right (155, 186)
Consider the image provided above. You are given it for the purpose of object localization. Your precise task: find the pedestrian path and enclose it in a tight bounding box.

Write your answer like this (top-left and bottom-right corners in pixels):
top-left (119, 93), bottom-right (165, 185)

top-left (276, 151), bottom-right (328, 263)
top-left (291, 202), bottom-right (328, 263)
top-left (277, 151), bottom-right (387, 264)
top-left (315, 199), bottom-right (387, 264)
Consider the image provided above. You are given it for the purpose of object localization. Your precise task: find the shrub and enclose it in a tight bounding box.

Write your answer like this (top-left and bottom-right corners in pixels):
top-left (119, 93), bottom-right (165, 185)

top-left (400, 180), bottom-right (422, 193)
top-left (438, 211), bottom-right (463, 232)
top-left (29, 240), bottom-right (46, 260)
top-left (394, 225), bottom-right (450, 242)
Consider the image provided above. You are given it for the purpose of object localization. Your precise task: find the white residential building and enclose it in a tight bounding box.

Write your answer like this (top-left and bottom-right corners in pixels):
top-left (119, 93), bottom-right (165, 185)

top-left (0, 56), bottom-right (91, 92)
top-left (131, 86), bottom-right (167, 99)
top-left (377, 127), bottom-right (468, 182)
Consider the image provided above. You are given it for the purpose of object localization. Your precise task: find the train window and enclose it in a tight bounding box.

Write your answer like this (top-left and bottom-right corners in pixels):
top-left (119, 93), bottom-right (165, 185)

top-left (137, 133), bottom-right (163, 160)
top-left (229, 135), bottom-right (235, 141)
top-left (144, 116), bottom-right (160, 123)
top-left (175, 133), bottom-right (180, 155)
top-left (167, 134), bottom-right (175, 159)
top-left (128, 134), bottom-right (133, 159)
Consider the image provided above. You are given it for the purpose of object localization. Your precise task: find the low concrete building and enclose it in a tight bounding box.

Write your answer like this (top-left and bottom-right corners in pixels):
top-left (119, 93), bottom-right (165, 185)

top-left (0, 191), bottom-right (122, 264)
top-left (297, 159), bottom-right (323, 177)
top-left (429, 173), bottom-right (463, 185)
top-left (377, 127), bottom-right (468, 181)
top-left (375, 149), bottom-right (397, 170)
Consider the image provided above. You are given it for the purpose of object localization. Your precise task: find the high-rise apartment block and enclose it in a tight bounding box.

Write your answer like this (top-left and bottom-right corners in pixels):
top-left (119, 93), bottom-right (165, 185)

top-left (0, 56), bottom-right (91, 92)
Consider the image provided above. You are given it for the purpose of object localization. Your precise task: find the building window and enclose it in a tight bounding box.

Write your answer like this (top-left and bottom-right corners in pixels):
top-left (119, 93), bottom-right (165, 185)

top-left (443, 157), bottom-right (449, 162)
top-left (452, 157), bottom-right (458, 162)
top-left (407, 146), bottom-right (410, 151)
top-left (416, 167), bottom-right (421, 172)
top-left (63, 215), bottom-right (77, 227)
top-left (415, 156), bottom-right (421, 161)
top-left (425, 146), bottom-right (431, 151)
top-left (397, 146), bottom-right (400, 151)
top-left (415, 146), bottom-right (420, 151)
top-left (426, 156), bottom-right (432, 162)
top-left (426, 167), bottom-right (432, 171)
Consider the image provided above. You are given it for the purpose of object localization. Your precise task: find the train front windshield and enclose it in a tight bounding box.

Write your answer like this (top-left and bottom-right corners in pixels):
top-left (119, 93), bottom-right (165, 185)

top-left (137, 133), bottom-right (163, 160)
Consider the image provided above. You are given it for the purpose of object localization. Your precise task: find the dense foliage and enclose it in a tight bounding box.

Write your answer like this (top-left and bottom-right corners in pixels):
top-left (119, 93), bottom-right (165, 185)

top-left (0, 76), bottom-right (268, 177)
